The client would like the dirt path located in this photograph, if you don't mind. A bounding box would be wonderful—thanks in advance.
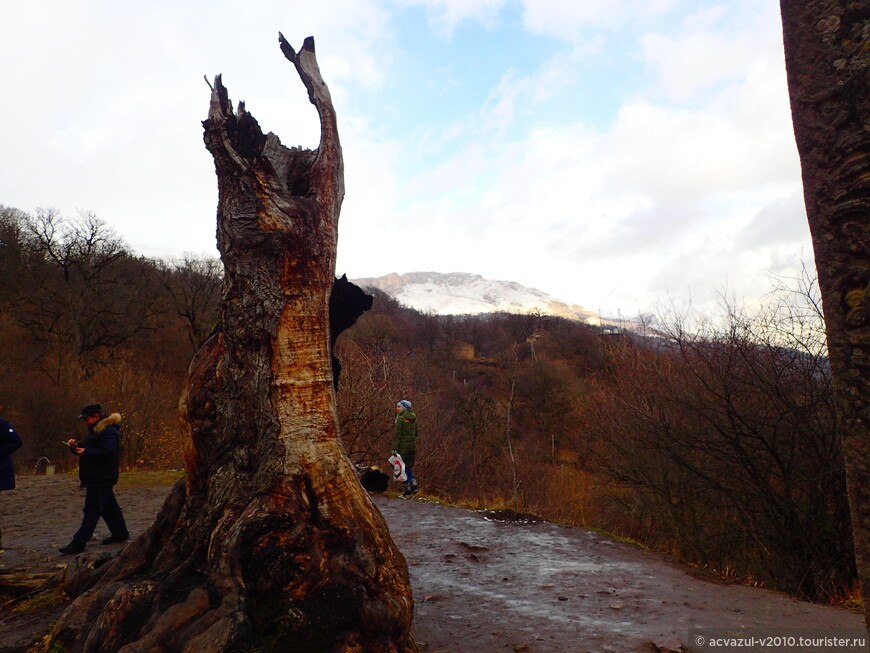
[0,475,864,652]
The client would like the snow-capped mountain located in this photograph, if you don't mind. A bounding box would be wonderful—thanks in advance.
[351,272,601,324]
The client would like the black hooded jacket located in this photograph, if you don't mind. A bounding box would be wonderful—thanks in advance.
[77,413,122,487]
[0,417,23,491]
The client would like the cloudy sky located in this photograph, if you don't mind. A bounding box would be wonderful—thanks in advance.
[1,0,809,317]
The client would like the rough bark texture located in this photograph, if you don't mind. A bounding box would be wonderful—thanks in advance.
[48,35,416,652]
[780,0,870,631]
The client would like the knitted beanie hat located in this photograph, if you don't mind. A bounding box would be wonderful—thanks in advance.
[397,399,412,411]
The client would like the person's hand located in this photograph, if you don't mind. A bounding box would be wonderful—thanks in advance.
[65,439,83,455]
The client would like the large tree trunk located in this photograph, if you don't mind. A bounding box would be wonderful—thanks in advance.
[48,35,416,652]
[779,1,870,631]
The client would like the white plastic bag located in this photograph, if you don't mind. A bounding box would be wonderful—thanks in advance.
[388,453,407,482]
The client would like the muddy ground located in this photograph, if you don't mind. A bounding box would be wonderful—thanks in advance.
[0,475,864,652]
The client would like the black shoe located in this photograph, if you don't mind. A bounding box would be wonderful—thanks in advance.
[401,487,418,496]
[101,534,130,545]
[59,543,86,555]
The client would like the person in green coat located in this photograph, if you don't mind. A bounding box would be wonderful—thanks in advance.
[392,399,418,496]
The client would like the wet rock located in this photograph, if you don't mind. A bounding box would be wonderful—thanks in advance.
[478,509,540,524]
[643,639,688,653]
[459,542,489,552]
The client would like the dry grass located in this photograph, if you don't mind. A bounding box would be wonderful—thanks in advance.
[10,589,68,615]
[824,582,864,613]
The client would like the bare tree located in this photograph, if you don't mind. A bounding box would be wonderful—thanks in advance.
[159,254,222,352]
[16,209,161,375]
[334,338,399,466]
[780,0,870,627]
[583,295,852,600]
[48,36,415,652]
[0,206,28,315]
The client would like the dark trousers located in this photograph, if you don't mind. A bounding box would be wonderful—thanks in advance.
[72,485,128,546]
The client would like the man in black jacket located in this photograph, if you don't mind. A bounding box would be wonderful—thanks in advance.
[0,415,23,549]
[59,404,129,554]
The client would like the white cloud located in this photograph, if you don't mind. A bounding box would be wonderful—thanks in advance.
[734,193,808,250]
[599,98,798,206]
[0,0,395,258]
[639,1,785,106]
[358,0,808,317]
[396,0,507,38]
[0,0,809,319]
[476,43,601,136]
[520,0,679,40]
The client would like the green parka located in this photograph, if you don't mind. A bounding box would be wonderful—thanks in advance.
[392,409,418,468]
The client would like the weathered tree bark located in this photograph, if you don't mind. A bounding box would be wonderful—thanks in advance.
[780,0,870,631]
[48,35,416,652]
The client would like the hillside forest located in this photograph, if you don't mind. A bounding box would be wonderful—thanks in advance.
[0,205,855,608]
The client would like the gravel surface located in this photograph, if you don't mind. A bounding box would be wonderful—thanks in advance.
[0,475,864,652]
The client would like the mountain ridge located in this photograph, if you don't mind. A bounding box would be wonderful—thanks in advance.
[351,271,601,324]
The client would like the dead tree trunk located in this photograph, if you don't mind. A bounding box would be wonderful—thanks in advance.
[48,35,416,652]
[780,1,870,630]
